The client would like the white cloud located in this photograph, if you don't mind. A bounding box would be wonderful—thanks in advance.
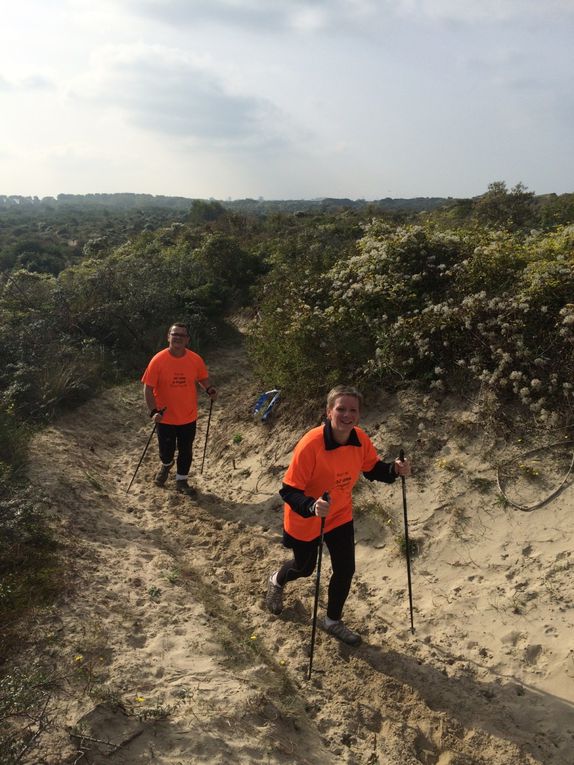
[69,43,289,148]
[107,0,574,31]
[394,0,574,22]
[0,74,55,92]
[110,0,381,34]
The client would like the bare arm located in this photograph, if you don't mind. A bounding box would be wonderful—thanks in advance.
[144,384,164,421]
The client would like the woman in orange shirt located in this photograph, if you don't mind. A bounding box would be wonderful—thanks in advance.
[265,385,410,646]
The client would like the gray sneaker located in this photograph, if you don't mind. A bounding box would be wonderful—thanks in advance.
[265,575,283,615]
[154,462,174,486]
[323,619,362,647]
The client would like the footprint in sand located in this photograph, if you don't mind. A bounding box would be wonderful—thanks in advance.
[127,634,147,648]
[501,630,527,647]
[523,643,543,665]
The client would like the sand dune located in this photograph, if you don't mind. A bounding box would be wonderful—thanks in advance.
[22,340,574,764]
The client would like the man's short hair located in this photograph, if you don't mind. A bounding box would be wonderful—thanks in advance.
[169,322,188,335]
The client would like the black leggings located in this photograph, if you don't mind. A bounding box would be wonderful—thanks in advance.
[276,521,355,621]
[156,421,197,477]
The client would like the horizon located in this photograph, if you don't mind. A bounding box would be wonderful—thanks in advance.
[2,187,572,204]
[0,191,454,201]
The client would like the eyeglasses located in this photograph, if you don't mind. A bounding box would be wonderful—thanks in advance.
[170,332,188,338]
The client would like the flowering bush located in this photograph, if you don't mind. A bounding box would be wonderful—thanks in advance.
[252,222,574,425]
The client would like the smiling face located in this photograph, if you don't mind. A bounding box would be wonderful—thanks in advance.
[327,394,360,442]
[167,324,189,356]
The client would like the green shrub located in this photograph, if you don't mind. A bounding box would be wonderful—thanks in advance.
[250,221,574,425]
[0,491,61,641]
[0,221,268,420]
[0,663,54,764]
[0,411,28,495]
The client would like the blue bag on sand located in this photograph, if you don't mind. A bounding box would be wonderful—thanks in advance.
[253,389,281,422]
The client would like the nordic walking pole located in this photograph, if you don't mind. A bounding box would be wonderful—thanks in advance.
[200,398,214,475]
[308,492,330,681]
[126,407,166,494]
[399,449,415,634]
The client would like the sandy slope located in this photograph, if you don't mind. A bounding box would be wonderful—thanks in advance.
[22,339,574,764]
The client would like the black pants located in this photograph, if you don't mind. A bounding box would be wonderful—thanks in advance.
[276,521,355,621]
[156,421,197,477]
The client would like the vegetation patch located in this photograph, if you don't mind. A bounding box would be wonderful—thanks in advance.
[0,491,64,655]
[0,662,56,764]
[252,219,574,431]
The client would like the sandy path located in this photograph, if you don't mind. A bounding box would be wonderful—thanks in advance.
[23,340,574,764]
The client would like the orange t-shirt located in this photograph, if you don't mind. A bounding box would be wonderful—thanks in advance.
[283,425,379,541]
[141,348,208,425]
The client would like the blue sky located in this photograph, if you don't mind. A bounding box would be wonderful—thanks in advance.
[1,0,573,199]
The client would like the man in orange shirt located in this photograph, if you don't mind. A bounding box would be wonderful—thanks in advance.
[265,385,410,646]
[141,322,217,495]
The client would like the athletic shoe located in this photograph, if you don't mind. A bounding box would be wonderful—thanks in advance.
[154,462,173,486]
[323,619,362,647]
[175,480,197,496]
[265,575,283,615]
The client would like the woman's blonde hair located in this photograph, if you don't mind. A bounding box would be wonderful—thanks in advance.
[326,385,363,411]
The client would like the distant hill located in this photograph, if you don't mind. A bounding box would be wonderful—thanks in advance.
[0,192,452,215]
[0,193,194,212]
[221,196,452,215]
[2,190,572,227]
